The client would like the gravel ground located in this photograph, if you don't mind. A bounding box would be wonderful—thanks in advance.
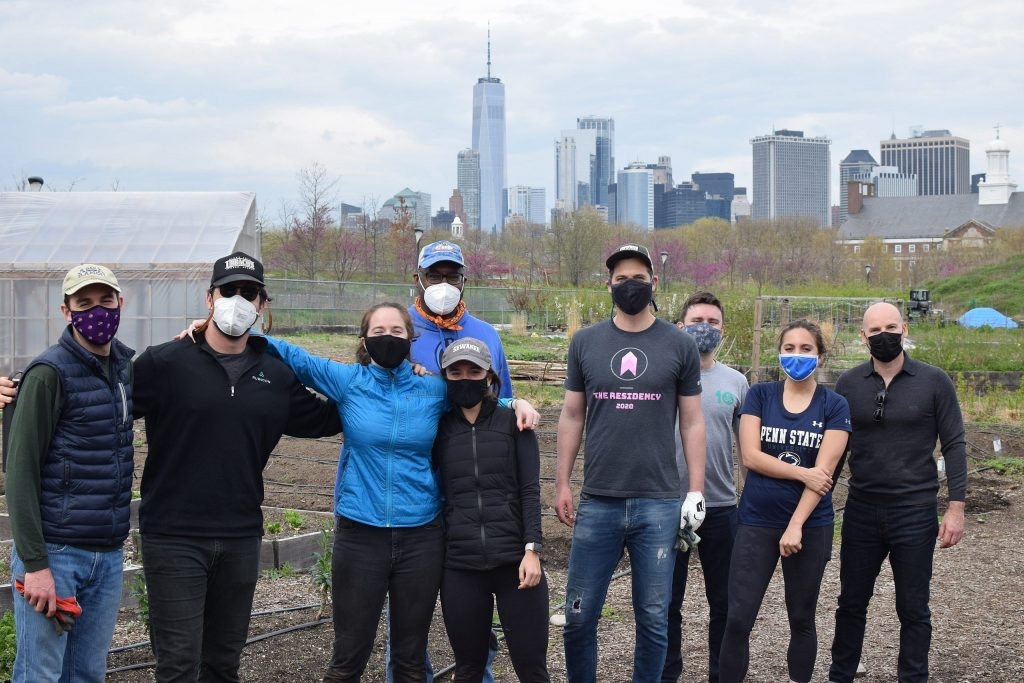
[3,413,1022,681]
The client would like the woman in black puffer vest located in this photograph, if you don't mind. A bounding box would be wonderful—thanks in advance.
[433,338,550,683]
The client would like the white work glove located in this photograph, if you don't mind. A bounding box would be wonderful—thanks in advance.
[681,491,706,532]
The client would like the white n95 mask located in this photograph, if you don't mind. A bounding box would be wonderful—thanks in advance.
[422,283,462,316]
[212,296,259,338]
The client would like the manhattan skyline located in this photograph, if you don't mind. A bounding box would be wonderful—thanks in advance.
[1,1,1021,224]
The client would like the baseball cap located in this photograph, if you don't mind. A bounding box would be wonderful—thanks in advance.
[441,337,492,370]
[210,251,265,288]
[605,243,653,271]
[418,241,466,269]
[62,264,121,295]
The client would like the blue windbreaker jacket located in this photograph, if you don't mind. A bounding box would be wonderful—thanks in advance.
[265,337,446,527]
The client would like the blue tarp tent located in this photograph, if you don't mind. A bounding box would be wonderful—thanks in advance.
[958,307,1019,329]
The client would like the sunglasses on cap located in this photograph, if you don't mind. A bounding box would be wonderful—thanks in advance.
[219,283,262,302]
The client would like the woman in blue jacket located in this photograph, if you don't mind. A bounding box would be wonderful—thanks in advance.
[719,319,851,683]
[265,303,536,683]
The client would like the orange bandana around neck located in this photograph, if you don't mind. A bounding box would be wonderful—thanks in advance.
[415,298,466,331]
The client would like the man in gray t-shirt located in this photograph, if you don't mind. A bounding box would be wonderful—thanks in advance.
[662,291,749,683]
[555,244,707,683]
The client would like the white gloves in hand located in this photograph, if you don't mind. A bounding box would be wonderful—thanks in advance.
[680,491,706,532]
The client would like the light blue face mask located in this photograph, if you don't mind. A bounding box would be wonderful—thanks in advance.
[779,353,818,382]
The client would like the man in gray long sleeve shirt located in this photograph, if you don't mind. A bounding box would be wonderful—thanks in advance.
[827,301,967,683]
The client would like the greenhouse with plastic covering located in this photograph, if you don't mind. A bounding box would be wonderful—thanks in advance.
[0,191,258,374]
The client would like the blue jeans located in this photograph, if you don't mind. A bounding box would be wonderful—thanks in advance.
[563,494,679,683]
[140,534,262,683]
[829,499,938,683]
[323,515,444,683]
[662,505,737,683]
[11,542,124,683]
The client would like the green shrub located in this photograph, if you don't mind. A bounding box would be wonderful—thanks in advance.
[263,563,296,580]
[131,572,150,633]
[0,610,15,681]
[312,530,333,619]
[283,510,304,531]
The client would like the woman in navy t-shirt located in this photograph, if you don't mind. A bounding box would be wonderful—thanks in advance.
[719,319,851,683]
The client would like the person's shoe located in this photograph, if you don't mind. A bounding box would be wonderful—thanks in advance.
[855,660,868,677]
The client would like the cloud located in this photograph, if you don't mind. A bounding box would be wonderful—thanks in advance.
[45,96,209,120]
[0,67,67,102]
[1,0,1023,213]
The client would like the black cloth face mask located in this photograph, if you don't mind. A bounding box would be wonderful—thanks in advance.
[611,279,653,315]
[446,378,489,408]
[867,330,904,363]
[363,334,411,369]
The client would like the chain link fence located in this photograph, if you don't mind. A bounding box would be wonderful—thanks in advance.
[265,279,587,332]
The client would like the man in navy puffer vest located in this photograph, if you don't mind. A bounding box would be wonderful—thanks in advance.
[6,264,134,683]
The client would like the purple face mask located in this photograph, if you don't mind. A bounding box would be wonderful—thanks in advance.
[70,304,121,345]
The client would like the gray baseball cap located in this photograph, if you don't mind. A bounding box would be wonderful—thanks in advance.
[441,337,492,370]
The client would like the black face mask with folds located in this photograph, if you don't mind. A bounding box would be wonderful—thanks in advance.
[867,331,904,363]
[446,378,489,408]
[611,279,653,315]
[363,334,411,369]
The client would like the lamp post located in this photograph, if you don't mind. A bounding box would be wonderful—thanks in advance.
[27,177,44,191]
[659,250,669,291]
[864,263,872,284]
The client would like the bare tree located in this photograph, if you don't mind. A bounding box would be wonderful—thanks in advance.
[276,163,341,280]
[551,206,611,286]
[297,163,340,226]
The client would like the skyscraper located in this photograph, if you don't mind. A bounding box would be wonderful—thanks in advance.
[457,148,481,231]
[555,128,597,210]
[839,150,878,224]
[381,188,432,232]
[750,129,831,226]
[616,163,655,229]
[472,33,507,233]
[691,172,735,203]
[880,129,970,196]
[577,116,615,207]
[508,185,546,224]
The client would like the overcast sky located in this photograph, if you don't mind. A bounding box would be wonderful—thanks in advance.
[2,0,1021,222]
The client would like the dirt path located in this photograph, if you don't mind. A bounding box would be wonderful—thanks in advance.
[91,415,1024,682]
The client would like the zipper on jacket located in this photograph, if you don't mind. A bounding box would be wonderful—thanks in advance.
[385,372,399,527]
[472,425,488,564]
[231,385,235,397]
[118,382,128,426]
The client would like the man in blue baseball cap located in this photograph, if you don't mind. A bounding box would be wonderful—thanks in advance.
[385,240,513,682]
[408,240,513,398]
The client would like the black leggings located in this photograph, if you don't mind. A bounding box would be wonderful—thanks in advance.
[440,563,551,683]
[719,524,832,683]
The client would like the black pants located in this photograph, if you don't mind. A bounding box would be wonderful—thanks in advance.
[718,524,832,683]
[829,500,938,683]
[322,515,444,683]
[663,505,737,683]
[141,533,262,683]
[440,562,551,683]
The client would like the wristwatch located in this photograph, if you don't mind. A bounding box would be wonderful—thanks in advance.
[525,542,543,555]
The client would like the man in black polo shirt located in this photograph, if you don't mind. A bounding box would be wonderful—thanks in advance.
[827,301,967,683]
